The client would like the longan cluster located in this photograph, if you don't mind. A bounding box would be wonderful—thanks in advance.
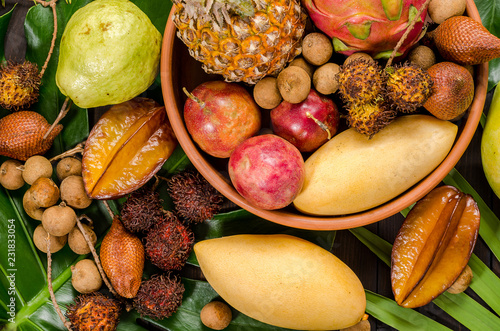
[1,155,102,294]
[1,155,92,251]
[252,31,436,139]
[253,31,339,109]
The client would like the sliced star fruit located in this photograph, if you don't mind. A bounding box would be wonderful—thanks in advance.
[391,185,480,308]
[82,98,177,199]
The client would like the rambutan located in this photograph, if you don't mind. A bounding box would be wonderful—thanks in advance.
[384,63,433,113]
[120,185,164,233]
[337,58,384,106]
[0,61,41,111]
[133,273,185,320]
[168,170,223,224]
[143,211,194,271]
[346,100,397,137]
[66,292,121,331]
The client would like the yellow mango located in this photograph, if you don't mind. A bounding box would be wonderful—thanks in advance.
[293,114,458,215]
[194,234,366,330]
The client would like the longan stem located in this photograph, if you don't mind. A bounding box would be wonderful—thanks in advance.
[43,96,72,140]
[151,175,161,191]
[155,175,171,183]
[76,215,118,297]
[46,235,73,331]
[49,141,86,163]
[385,0,432,68]
[102,200,116,220]
[154,175,171,190]
[34,0,59,78]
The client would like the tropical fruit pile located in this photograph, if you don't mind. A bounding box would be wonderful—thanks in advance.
[175,0,500,216]
[1,0,499,330]
[167,1,495,326]
[0,138,225,329]
[0,0,226,329]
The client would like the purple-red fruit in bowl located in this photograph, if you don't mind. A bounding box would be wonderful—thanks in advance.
[271,89,340,152]
[184,81,261,158]
[228,134,305,210]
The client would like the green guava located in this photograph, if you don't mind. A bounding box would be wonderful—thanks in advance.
[55,0,162,108]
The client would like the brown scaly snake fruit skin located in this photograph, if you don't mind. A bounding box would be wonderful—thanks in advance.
[427,16,500,65]
[0,111,62,161]
[100,216,145,298]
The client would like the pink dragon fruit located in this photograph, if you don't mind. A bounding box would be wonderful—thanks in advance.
[302,0,429,59]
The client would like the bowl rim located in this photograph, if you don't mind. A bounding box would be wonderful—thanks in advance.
[160,0,488,230]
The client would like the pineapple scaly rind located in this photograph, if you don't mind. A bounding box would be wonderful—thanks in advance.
[173,0,306,84]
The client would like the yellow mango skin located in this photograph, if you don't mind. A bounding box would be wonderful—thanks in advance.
[481,86,500,199]
[293,115,458,215]
[194,234,366,330]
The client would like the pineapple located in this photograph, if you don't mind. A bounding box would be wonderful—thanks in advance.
[172,0,307,84]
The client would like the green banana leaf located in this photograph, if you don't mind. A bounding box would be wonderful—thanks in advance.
[475,0,500,90]
[0,5,14,64]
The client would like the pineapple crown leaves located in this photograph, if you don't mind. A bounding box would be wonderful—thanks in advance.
[183,0,256,30]
[226,0,255,17]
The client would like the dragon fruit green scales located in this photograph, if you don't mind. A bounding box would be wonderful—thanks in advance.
[302,0,428,59]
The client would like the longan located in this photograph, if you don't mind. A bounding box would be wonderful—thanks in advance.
[0,159,25,190]
[277,66,311,104]
[23,189,44,221]
[253,77,282,109]
[408,45,436,70]
[302,32,333,66]
[56,157,82,181]
[447,265,473,294]
[68,223,97,255]
[428,0,466,24]
[41,203,77,236]
[313,63,341,95]
[340,318,371,331]
[22,155,53,185]
[60,175,92,209]
[33,224,67,253]
[71,259,103,294]
[344,52,374,65]
[200,301,232,330]
[30,177,60,208]
[289,57,314,78]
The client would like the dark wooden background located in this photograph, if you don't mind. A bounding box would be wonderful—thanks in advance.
[3,1,499,330]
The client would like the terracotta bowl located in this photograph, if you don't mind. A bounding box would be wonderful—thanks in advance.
[160,0,488,230]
